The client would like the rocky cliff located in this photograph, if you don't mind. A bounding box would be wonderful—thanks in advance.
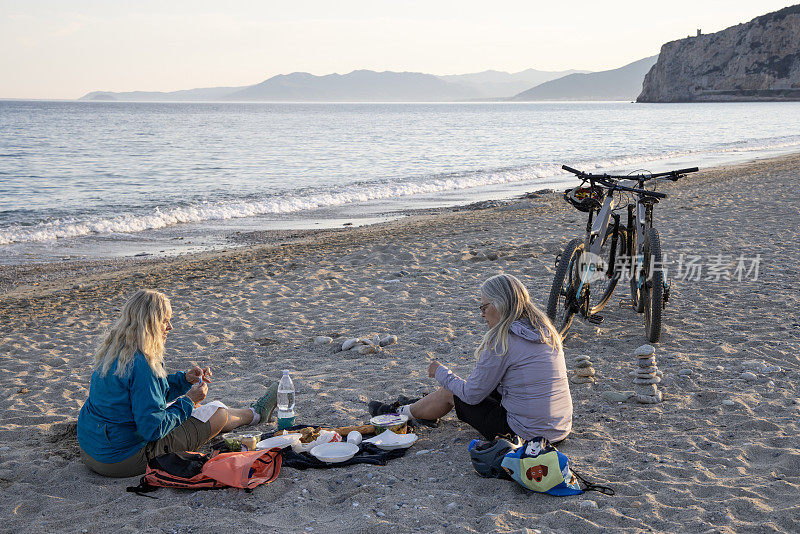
[638,5,800,102]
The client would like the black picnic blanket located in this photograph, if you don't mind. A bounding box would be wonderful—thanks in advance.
[211,423,410,469]
[279,442,407,469]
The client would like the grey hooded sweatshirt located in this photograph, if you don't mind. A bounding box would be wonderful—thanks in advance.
[434,319,572,442]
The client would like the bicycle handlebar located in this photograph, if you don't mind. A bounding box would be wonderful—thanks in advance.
[562,165,698,182]
[561,165,669,198]
[596,176,668,198]
[668,166,699,175]
[650,167,699,181]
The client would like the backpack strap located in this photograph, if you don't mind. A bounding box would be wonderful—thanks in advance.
[126,477,160,499]
[573,470,615,495]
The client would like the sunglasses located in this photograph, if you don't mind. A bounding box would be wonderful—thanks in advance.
[479,303,492,313]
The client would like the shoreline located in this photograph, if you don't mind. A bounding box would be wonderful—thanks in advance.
[1,150,796,298]
[1,152,800,532]
[3,115,800,268]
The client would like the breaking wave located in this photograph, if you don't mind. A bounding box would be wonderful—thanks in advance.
[2,135,800,245]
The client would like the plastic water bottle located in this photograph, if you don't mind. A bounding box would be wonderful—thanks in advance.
[277,370,295,412]
[277,370,296,430]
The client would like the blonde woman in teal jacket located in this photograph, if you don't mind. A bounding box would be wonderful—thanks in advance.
[78,289,277,477]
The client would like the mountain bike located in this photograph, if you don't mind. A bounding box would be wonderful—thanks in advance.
[546,165,698,342]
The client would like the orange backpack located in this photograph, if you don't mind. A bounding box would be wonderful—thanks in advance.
[127,449,282,495]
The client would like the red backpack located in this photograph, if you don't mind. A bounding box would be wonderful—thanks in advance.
[127,449,282,495]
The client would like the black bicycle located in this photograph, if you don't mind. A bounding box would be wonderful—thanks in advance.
[546,165,698,342]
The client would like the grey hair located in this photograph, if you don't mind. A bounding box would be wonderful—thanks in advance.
[475,273,563,358]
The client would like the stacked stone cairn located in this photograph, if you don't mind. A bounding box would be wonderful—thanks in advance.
[634,344,663,404]
[571,355,596,384]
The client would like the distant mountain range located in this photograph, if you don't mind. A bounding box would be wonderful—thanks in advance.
[438,68,589,98]
[511,56,658,101]
[223,70,476,101]
[80,60,653,102]
[82,86,244,102]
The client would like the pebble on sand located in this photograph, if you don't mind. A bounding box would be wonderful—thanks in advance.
[601,391,634,403]
[379,335,398,347]
[634,376,661,385]
[633,344,662,403]
[341,338,360,351]
[313,336,333,345]
[571,376,595,384]
[572,355,595,383]
[741,371,758,381]
[636,383,658,396]
[636,391,663,404]
[357,344,380,355]
[637,356,656,366]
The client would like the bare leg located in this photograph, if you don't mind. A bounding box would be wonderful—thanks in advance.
[220,407,255,432]
[206,407,256,436]
[409,387,455,420]
[208,408,229,438]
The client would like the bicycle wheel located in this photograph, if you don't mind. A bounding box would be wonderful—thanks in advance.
[642,228,664,343]
[629,228,645,312]
[546,238,583,337]
[588,226,626,315]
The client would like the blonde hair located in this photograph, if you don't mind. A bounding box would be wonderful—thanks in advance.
[94,289,172,379]
[475,273,563,358]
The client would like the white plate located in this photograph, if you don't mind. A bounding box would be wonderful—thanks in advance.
[364,429,418,450]
[255,433,303,450]
[310,442,360,463]
[369,414,409,427]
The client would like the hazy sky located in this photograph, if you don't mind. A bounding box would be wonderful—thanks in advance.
[1,0,796,99]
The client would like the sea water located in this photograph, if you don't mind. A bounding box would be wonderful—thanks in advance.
[2,100,799,264]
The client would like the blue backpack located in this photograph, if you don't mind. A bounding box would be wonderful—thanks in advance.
[469,436,613,496]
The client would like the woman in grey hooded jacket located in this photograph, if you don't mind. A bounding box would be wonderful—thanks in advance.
[379,273,572,442]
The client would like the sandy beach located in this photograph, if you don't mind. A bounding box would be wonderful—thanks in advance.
[1,153,799,533]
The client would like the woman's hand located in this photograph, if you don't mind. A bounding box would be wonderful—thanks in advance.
[187,381,208,406]
[186,366,212,384]
[428,360,442,378]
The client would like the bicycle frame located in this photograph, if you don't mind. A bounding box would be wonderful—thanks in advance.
[551,164,698,339]
[569,187,622,316]
[622,179,649,288]
[568,178,657,316]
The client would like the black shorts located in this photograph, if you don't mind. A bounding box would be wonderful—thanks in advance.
[453,389,514,440]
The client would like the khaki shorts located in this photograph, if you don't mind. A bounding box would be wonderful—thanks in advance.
[80,417,215,478]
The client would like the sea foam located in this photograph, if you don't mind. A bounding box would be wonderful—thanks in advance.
[2,135,799,246]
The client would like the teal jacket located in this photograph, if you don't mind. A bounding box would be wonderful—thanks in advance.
[77,351,194,463]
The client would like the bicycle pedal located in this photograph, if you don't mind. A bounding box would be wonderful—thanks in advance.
[618,299,634,308]
[587,315,604,324]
